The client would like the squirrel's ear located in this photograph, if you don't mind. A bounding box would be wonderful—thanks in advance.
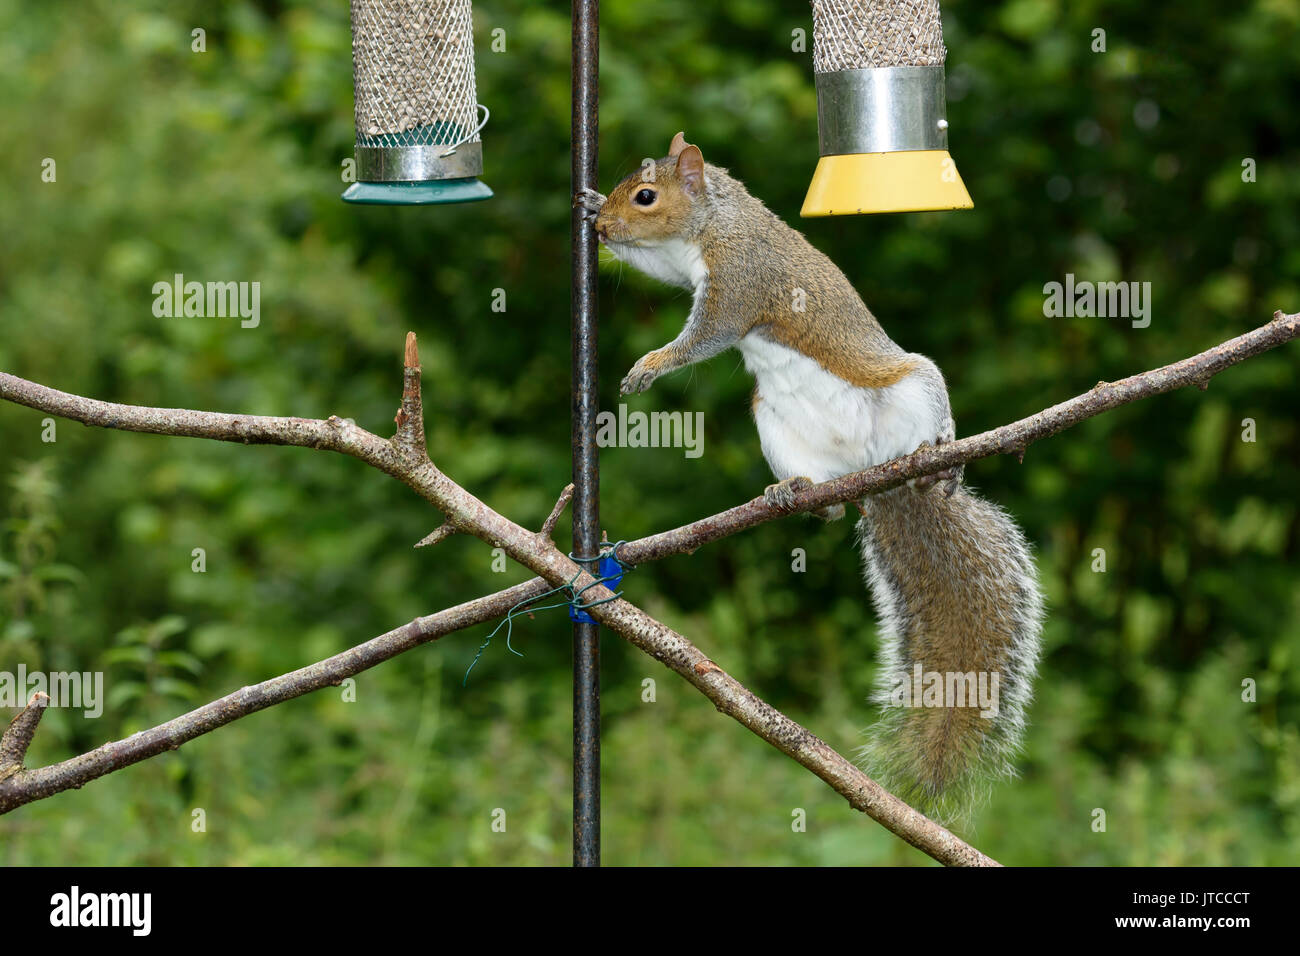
[668,131,688,158]
[677,144,706,197]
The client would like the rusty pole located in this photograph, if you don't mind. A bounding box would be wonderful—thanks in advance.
[570,0,601,867]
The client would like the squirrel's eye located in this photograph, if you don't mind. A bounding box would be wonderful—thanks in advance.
[633,188,657,206]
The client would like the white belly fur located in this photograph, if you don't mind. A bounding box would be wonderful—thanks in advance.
[736,332,940,483]
[608,237,706,290]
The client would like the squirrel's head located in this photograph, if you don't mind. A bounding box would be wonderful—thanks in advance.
[594,132,707,247]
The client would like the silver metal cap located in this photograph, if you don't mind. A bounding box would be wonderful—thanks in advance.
[816,64,951,156]
[355,141,484,183]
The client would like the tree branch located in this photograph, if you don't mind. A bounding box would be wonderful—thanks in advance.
[575,591,999,865]
[0,580,551,814]
[617,310,1300,563]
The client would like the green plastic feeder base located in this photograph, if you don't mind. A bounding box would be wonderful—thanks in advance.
[341,178,493,206]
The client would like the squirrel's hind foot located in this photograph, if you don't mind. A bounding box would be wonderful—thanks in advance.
[764,475,814,512]
[764,477,845,519]
[909,437,964,497]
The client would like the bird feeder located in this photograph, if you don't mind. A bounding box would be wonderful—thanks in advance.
[801,0,972,216]
[342,0,492,205]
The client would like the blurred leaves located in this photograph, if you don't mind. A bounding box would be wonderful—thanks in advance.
[104,615,205,718]
[0,0,1296,864]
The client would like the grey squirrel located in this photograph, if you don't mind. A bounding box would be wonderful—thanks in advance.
[577,133,1043,821]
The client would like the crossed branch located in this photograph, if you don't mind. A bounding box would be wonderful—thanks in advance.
[1,310,1296,867]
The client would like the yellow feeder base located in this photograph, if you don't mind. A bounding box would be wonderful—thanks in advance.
[800,149,973,217]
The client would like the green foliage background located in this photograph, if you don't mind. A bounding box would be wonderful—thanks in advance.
[1,0,1297,865]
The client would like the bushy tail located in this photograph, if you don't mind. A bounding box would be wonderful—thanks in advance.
[856,484,1043,824]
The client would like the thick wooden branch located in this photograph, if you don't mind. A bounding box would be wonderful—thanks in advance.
[576,593,997,865]
[0,580,551,814]
[618,310,1300,563]
[0,311,1294,865]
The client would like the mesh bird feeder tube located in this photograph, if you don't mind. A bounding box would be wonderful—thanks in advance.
[801,0,972,216]
[343,0,492,205]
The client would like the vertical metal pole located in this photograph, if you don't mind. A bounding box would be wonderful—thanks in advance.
[570,0,601,867]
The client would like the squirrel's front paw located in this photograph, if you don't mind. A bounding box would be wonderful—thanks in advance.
[764,475,814,512]
[620,353,663,394]
[575,187,607,220]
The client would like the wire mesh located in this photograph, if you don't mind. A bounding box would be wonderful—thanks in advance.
[351,0,481,148]
[811,0,947,73]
